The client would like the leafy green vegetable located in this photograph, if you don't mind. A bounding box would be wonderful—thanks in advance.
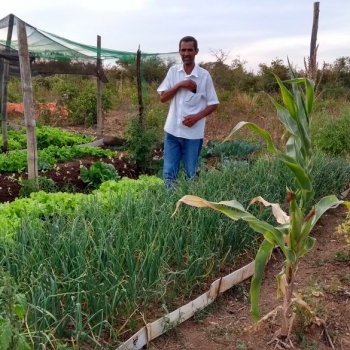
[0,126,95,151]
[80,162,120,188]
[206,139,261,159]
[0,175,163,239]
[0,146,115,173]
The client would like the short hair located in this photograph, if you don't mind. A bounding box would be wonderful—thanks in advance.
[179,36,198,51]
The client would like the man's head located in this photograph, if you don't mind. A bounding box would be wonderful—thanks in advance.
[179,36,198,51]
[179,36,199,67]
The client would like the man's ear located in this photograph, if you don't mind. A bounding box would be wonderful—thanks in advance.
[195,49,199,55]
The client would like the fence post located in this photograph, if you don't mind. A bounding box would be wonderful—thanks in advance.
[309,2,320,74]
[96,34,104,136]
[17,18,38,180]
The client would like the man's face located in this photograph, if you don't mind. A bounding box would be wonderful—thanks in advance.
[179,41,198,66]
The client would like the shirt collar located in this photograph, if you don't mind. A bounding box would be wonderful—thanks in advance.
[178,64,199,78]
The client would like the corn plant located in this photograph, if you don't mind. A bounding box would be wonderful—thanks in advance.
[173,73,350,340]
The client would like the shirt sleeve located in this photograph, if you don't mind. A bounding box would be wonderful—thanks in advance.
[157,68,173,94]
[205,73,219,106]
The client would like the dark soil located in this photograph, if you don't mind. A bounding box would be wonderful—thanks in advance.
[0,140,154,203]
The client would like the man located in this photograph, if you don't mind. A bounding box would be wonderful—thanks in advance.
[157,36,219,189]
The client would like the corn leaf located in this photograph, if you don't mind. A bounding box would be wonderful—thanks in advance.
[311,196,350,229]
[279,154,313,193]
[297,237,316,259]
[173,195,253,220]
[284,77,314,115]
[249,196,290,224]
[273,74,297,119]
[225,121,278,154]
[269,98,299,137]
[174,196,296,263]
[289,197,303,252]
[250,239,274,320]
[248,223,295,262]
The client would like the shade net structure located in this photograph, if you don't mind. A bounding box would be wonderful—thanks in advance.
[0,14,176,83]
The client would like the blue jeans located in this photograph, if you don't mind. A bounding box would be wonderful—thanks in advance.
[163,132,203,189]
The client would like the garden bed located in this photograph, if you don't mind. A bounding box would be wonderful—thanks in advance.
[0,152,142,203]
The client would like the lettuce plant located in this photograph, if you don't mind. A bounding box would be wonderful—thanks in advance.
[80,161,120,188]
[174,73,350,341]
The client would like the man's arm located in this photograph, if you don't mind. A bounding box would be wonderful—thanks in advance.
[182,104,218,128]
[160,79,197,103]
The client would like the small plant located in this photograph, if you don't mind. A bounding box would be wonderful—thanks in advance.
[296,329,318,350]
[125,117,160,169]
[193,301,222,324]
[336,214,350,248]
[294,279,326,328]
[236,340,247,350]
[80,161,120,188]
[19,176,58,198]
[173,71,350,343]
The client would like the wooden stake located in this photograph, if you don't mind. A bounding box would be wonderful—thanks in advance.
[0,59,4,135]
[310,2,320,71]
[136,46,144,124]
[17,19,38,180]
[1,60,9,153]
[96,35,104,136]
[1,13,14,154]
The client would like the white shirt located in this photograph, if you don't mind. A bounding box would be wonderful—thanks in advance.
[157,64,219,139]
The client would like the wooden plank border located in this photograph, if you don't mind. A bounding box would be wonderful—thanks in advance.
[117,261,255,350]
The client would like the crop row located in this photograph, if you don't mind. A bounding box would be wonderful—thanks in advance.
[0,175,163,238]
[0,145,115,173]
[0,125,95,151]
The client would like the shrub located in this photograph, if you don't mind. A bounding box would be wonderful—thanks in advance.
[125,117,160,169]
[66,81,113,126]
[312,111,350,155]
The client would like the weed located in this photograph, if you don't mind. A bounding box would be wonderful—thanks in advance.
[229,282,250,304]
[295,278,326,328]
[338,273,350,285]
[193,300,222,323]
[236,340,247,350]
[334,251,350,263]
[296,329,318,350]
[161,313,184,338]
[312,257,330,267]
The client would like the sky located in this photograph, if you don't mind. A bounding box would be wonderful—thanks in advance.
[1,0,349,72]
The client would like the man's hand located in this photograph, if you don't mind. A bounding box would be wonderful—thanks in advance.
[182,104,218,127]
[182,114,200,127]
[160,79,197,103]
[179,79,197,92]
